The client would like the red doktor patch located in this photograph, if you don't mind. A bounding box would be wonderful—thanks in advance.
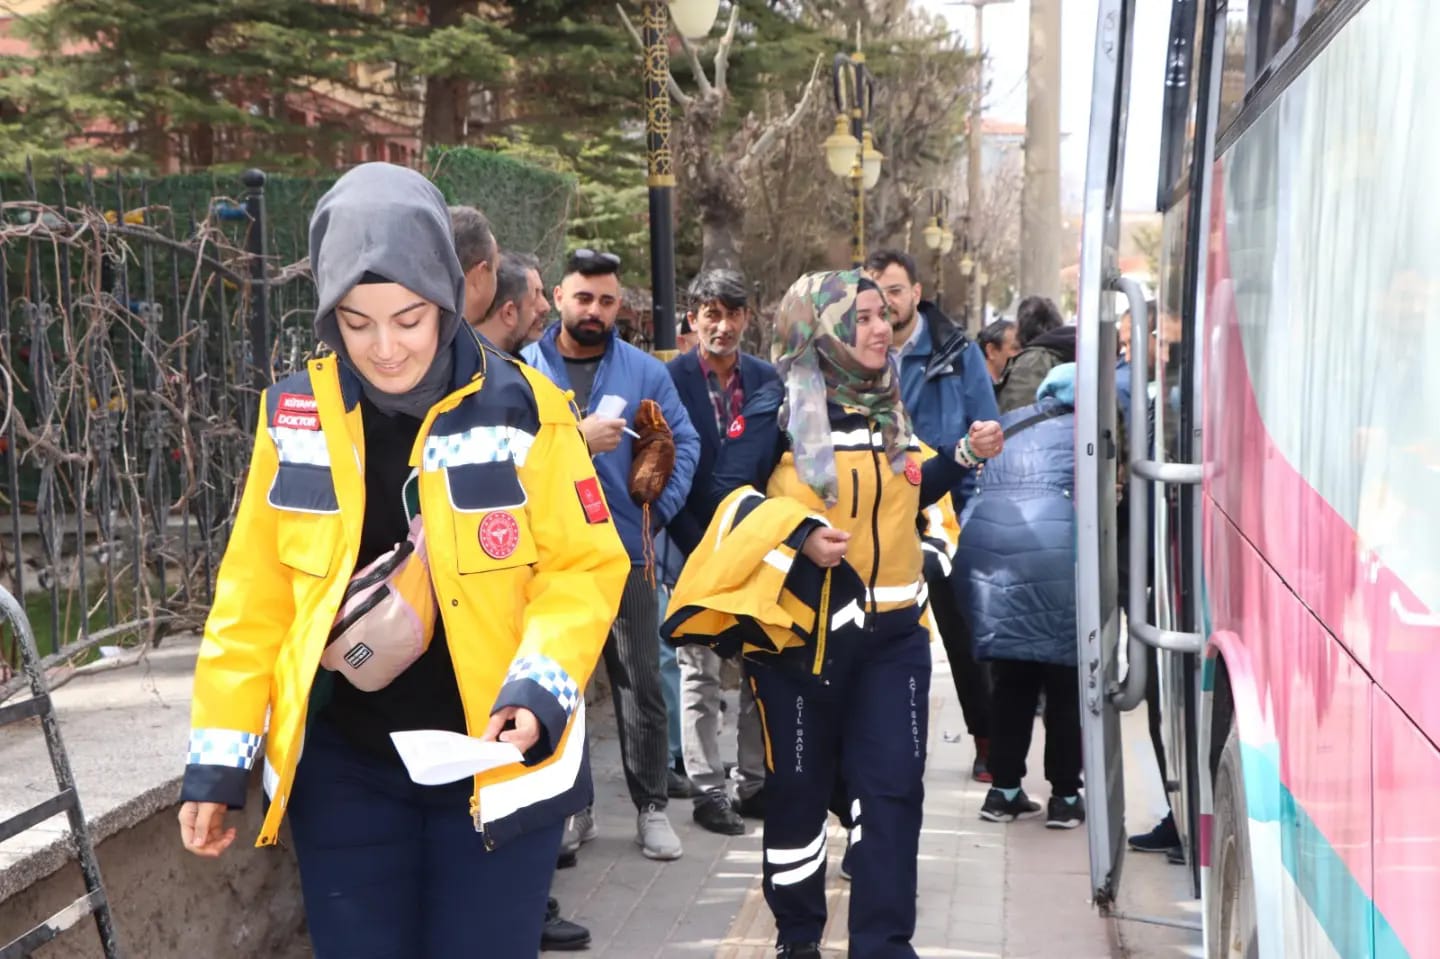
[727,415,746,440]
[477,511,521,560]
[574,477,610,524]
[274,393,320,431]
[904,457,922,486]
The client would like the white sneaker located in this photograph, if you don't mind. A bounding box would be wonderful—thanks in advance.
[636,805,683,860]
[573,806,598,844]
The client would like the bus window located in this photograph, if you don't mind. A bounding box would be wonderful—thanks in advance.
[1158,2,1201,205]
[1217,1,1252,134]
[1259,0,1299,66]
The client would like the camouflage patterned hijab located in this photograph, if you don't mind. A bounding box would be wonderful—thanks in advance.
[772,270,914,506]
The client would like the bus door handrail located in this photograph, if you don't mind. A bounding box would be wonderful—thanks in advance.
[1108,276,1203,711]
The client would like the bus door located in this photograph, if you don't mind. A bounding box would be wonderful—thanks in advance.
[1074,0,1208,910]
[1073,0,1137,909]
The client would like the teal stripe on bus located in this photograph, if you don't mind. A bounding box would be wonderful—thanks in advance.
[1239,744,1408,958]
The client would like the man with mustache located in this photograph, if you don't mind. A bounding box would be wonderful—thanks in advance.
[665,269,778,836]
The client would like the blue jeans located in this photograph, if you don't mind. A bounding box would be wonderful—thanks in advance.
[657,585,683,767]
[287,719,562,959]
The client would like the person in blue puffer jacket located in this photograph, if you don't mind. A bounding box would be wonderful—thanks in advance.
[957,361,1084,830]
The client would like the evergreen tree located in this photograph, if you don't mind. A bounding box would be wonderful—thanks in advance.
[5,0,398,171]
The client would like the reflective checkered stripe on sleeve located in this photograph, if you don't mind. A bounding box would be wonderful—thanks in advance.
[505,654,580,718]
[187,727,263,769]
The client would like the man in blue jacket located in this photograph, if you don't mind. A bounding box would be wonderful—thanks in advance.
[666,269,778,837]
[868,249,1001,781]
[524,249,700,861]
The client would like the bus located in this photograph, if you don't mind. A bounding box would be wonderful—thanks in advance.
[1075,1,1440,957]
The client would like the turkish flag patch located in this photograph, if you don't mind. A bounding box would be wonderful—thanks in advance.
[575,477,610,524]
[478,511,521,560]
[274,393,320,431]
[727,415,746,440]
[904,457,922,486]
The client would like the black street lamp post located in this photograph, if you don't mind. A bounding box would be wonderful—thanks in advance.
[640,1,719,356]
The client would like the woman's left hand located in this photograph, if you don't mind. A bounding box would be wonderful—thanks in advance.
[969,420,1004,460]
[482,706,542,755]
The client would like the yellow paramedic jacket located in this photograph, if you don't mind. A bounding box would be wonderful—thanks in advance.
[181,336,629,850]
[662,389,964,673]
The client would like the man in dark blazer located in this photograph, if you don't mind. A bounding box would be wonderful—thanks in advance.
[665,269,778,836]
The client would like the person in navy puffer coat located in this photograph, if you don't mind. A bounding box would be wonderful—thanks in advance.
[957,361,1085,829]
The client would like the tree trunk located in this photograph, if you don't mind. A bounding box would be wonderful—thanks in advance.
[700,212,743,272]
[421,0,477,149]
[422,75,470,148]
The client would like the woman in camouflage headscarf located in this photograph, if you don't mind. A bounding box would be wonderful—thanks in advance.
[772,269,914,506]
[666,270,1001,958]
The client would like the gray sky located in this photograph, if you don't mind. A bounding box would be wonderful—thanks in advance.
[917,0,1170,213]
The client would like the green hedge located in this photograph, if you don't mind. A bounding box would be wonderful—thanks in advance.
[427,146,575,280]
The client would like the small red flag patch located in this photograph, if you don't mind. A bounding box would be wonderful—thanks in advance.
[575,477,610,524]
[274,393,320,431]
[904,457,922,486]
[727,415,746,440]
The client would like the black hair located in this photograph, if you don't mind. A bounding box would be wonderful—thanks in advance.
[448,206,496,273]
[978,318,1016,351]
[1016,295,1063,346]
[864,248,919,285]
[563,248,621,279]
[483,251,532,321]
[687,269,749,311]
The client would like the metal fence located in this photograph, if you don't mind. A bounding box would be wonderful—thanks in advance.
[0,164,315,695]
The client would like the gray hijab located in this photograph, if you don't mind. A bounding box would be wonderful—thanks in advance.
[308,163,467,419]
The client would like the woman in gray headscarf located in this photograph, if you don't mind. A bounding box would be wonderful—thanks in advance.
[176,163,629,957]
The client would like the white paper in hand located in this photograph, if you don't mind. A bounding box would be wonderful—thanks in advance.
[389,729,524,786]
[593,394,627,419]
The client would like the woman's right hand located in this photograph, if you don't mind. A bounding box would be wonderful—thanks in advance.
[179,801,237,859]
[801,527,851,568]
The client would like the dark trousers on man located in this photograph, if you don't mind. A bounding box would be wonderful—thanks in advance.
[925,565,990,740]
[748,615,930,959]
[987,659,1083,796]
[604,567,671,811]
[288,720,562,958]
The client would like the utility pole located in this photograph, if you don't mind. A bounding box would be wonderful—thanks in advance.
[1020,0,1062,303]
[950,0,1012,335]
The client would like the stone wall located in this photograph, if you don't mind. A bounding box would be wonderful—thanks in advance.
[0,780,308,959]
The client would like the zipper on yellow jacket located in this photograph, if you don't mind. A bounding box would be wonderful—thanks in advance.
[812,568,832,676]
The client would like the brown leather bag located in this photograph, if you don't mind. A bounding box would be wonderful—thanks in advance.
[628,398,676,583]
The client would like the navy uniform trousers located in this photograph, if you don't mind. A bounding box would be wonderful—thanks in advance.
[287,718,562,959]
[746,610,931,959]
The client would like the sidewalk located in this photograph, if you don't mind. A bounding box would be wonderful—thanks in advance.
[551,647,1119,958]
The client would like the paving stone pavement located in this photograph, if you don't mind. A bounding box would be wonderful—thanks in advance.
[549,647,1118,958]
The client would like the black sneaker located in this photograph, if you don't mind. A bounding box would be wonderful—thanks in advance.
[776,943,822,959]
[1046,796,1085,829]
[979,788,1042,822]
[541,898,591,951]
[734,791,765,819]
[1128,812,1181,855]
[693,793,746,836]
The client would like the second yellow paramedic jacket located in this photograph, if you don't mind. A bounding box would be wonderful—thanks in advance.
[180,335,630,850]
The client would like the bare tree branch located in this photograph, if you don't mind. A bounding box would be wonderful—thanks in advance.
[713,5,741,96]
[675,29,715,99]
[741,54,824,170]
[615,4,692,108]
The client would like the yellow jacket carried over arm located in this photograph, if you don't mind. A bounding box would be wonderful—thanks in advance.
[182,337,629,849]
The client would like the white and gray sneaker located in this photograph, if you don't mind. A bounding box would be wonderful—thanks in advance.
[636,804,683,860]
[572,806,598,844]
